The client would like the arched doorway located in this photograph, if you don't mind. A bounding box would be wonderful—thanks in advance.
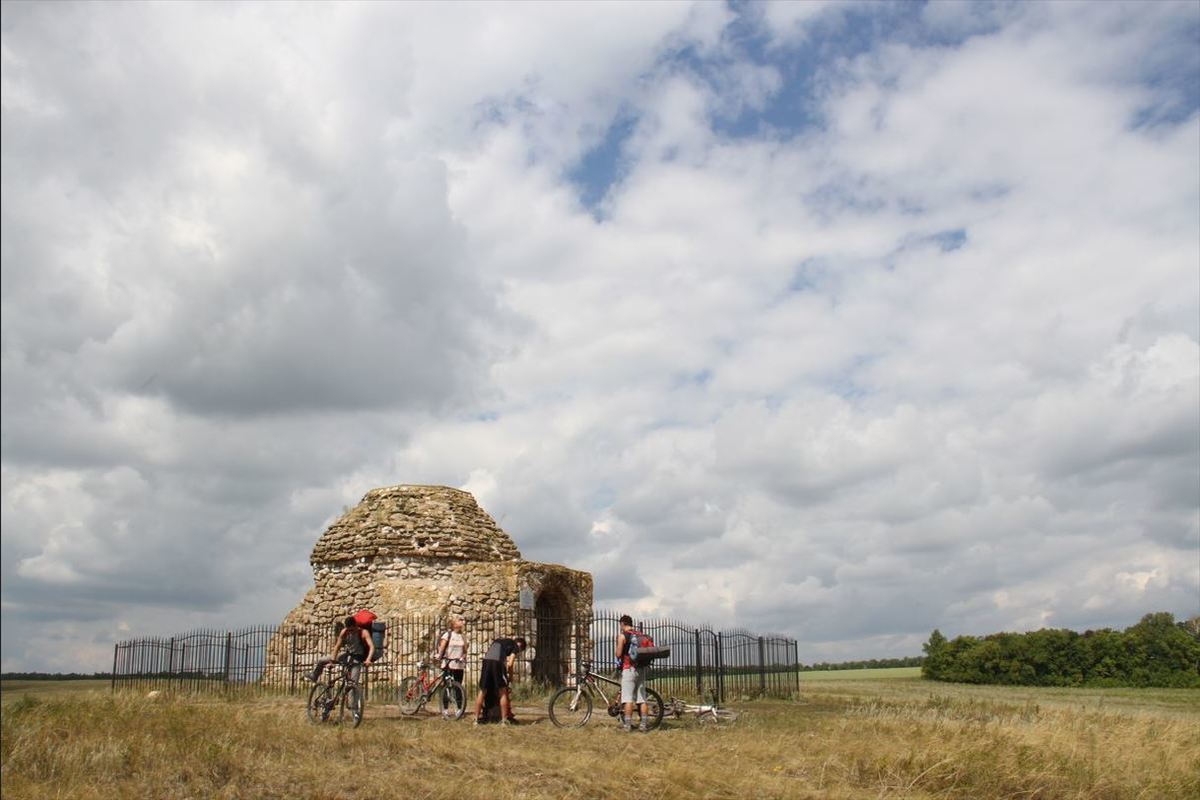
[532,586,572,687]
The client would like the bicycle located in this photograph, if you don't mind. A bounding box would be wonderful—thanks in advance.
[665,690,740,724]
[306,657,365,728]
[397,658,466,720]
[548,659,665,730]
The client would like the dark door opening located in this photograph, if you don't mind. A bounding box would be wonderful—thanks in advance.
[532,588,571,687]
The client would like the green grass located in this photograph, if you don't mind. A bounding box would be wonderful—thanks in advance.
[1,679,112,701]
[800,666,921,681]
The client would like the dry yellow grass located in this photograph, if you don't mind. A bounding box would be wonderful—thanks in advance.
[2,678,1197,799]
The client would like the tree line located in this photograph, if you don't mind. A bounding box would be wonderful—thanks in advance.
[1,672,113,680]
[921,612,1200,688]
[800,656,924,672]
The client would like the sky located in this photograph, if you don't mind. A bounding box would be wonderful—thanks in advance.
[2,0,1198,673]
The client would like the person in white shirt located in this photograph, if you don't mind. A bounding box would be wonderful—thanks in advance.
[436,616,469,718]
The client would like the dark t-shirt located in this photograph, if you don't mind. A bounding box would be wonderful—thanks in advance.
[341,627,368,661]
[484,638,518,662]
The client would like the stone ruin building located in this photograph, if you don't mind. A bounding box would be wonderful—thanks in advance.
[269,484,593,686]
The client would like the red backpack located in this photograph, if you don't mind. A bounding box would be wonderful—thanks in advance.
[627,630,671,668]
[351,610,384,662]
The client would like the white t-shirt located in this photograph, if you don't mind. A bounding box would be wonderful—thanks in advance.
[440,630,467,669]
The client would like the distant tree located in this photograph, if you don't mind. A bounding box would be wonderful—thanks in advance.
[921,629,948,679]
[922,612,1200,688]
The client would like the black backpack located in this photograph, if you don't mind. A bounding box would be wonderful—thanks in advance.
[368,621,385,662]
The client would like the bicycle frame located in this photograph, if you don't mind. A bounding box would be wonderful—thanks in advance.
[576,668,617,703]
[413,660,454,697]
[320,660,362,695]
[666,695,739,723]
[307,660,365,727]
[399,659,466,719]
[548,660,665,729]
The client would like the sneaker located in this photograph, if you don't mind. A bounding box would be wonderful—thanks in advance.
[442,710,450,720]
[498,718,512,727]
[622,722,632,732]
[473,718,482,726]
[638,723,649,732]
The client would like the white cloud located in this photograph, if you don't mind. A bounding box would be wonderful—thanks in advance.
[3,1,1197,671]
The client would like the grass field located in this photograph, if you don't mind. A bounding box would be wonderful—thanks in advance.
[800,667,922,681]
[1,679,112,699]
[3,677,1198,799]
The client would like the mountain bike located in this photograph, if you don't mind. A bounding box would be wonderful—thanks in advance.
[398,658,466,720]
[548,660,665,730]
[306,658,364,728]
[666,689,740,724]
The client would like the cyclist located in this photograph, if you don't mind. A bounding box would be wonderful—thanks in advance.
[616,614,650,732]
[472,635,527,725]
[309,615,375,683]
[436,616,469,719]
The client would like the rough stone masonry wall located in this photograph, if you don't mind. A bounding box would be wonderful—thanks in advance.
[310,485,522,564]
[268,484,594,684]
[279,556,524,627]
[280,557,593,628]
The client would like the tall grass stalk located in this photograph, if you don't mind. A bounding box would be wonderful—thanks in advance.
[3,679,1197,799]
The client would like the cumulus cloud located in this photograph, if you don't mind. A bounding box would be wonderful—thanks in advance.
[2,1,1196,671]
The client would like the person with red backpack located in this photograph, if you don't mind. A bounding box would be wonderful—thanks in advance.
[308,611,377,684]
[616,614,651,732]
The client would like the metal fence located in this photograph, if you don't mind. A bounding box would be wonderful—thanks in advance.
[112,609,799,702]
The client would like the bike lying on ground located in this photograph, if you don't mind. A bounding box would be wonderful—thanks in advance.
[398,658,466,720]
[548,659,664,730]
[307,658,365,728]
[665,690,740,724]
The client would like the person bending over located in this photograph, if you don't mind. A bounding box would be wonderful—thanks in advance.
[473,635,526,725]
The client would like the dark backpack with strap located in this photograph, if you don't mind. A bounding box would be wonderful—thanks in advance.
[368,621,385,662]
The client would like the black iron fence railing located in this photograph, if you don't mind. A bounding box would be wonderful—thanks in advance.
[111,609,800,702]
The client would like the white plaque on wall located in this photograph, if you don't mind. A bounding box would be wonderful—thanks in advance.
[519,587,534,610]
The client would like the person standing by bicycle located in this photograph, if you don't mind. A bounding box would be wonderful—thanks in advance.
[616,614,651,732]
[308,615,375,684]
[472,635,526,725]
[436,616,469,719]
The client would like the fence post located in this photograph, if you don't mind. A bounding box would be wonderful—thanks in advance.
[290,628,298,694]
[111,643,118,692]
[222,631,233,689]
[794,640,801,695]
[694,629,702,696]
[716,632,725,704]
[758,637,766,696]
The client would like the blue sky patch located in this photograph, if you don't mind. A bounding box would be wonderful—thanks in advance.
[566,113,638,214]
[930,229,967,252]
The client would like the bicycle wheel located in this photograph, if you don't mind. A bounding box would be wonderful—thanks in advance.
[548,686,592,728]
[343,686,364,728]
[398,676,425,715]
[638,687,666,731]
[306,683,337,724]
[437,679,466,720]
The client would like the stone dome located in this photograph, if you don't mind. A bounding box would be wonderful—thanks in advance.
[310,484,522,564]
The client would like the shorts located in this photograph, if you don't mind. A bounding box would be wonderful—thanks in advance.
[620,666,647,705]
[479,659,508,693]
